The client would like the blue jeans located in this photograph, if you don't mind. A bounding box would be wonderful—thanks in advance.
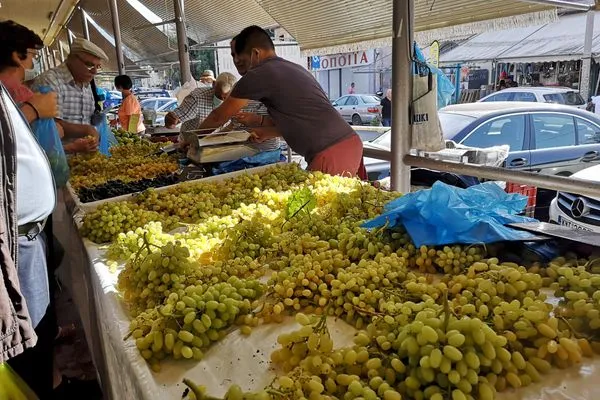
[17,232,49,328]
[382,118,391,127]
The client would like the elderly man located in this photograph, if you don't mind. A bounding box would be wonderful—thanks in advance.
[199,69,215,86]
[35,38,107,154]
[165,72,237,131]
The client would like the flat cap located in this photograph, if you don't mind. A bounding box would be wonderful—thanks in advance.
[71,38,109,62]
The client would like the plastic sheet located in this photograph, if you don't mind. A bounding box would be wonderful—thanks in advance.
[0,362,38,400]
[30,85,69,187]
[414,43,455,109]
[94,115,118,156]
[212,150,282,175]
[362,181,537,247]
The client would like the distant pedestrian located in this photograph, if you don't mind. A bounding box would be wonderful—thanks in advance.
[381,89,392,127]
[587,97,595,113]
[348,82,356,94]
[592,96,600,115]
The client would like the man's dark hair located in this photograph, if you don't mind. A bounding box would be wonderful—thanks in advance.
[234,26,274,54]
[0,20,43,71]
[114,75,133,90]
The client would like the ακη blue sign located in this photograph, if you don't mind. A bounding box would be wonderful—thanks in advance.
[311,56,321,70]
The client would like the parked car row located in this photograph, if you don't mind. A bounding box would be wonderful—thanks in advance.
[362,101,600,222]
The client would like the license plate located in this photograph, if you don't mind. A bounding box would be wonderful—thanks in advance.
[558,215,592,232]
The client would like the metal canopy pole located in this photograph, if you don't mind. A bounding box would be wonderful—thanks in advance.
[50,47,58,67]
[580,10,595,99]
[173,0,192,84]
[81,8,90,40]
[390,0,412,193]
[59,40,65,62]
[108,0,126,74]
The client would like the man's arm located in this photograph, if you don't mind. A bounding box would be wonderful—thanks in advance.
[197,96,249,131]
[58,119,97,139]
[250,126,282,142]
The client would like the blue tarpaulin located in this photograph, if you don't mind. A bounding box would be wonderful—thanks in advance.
[212,150,283,175]
[362,181,537,247]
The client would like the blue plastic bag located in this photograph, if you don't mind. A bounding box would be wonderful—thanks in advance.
[93,113,118,156]
[414,43,455,109]
[30,86,70,187]
[212,150,282,175]
[362,181,537,247]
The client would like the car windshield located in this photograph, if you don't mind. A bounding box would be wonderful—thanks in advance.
[543,92,585,106]
[361,95,381,104]
[438,112,477,139]
[370,112,475,148]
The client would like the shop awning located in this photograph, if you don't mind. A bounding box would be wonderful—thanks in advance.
[501,11,600,62]
[440,11,600,64]
[439,26,545,63]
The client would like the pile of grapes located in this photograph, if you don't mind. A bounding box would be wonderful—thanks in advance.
[78,163,600,400]
[69,142,179,198]
[113,128,143,145]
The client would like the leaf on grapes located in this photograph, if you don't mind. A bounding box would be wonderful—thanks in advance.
[286,187,316,220]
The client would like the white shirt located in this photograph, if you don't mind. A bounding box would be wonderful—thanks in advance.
[35,63,96,124]
[592,96,600,115]
[1,90,56,225]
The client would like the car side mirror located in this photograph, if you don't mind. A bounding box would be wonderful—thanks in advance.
[332,102,338,106]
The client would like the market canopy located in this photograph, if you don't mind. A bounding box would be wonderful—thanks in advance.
[441,10,600,64]
[0,0,594,69]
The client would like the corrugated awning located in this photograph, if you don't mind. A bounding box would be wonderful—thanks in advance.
[440,11,600,64]
[76,0,177,64]
[142,0,277,46]
[252,0,575,55]
[68,10,138,73]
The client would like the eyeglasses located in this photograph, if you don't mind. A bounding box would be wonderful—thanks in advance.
[27,50,40,60]
[76,54,102,71]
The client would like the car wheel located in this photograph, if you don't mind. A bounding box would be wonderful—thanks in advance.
[351,114,363,126]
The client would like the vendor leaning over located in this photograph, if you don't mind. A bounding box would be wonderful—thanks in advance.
[193,25,365,177]
[224,36,281,154]
[164,72,237,132]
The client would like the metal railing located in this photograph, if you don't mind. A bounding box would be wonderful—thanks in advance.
[363,145,600,198]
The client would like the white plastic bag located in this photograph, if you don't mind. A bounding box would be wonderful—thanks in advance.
[411,66,445,152]
[174,80,198,105]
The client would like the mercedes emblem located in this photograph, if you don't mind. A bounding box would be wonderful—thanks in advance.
[570,197,589,219]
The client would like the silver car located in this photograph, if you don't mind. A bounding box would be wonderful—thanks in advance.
[479,87,586,110]
[332,94,382,125]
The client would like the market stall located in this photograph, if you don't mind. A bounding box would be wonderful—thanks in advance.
[53,155,600,400]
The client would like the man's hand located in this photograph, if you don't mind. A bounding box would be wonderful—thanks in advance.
[84,125,99,140]
[233,112,261,127]
[165,112,180,129]
[249,127,281,143]
[29,92,58,119]
[65,137,98,153]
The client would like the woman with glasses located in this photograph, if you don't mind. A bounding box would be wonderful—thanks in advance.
[35,38,107,154]
[0,20,58,126]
